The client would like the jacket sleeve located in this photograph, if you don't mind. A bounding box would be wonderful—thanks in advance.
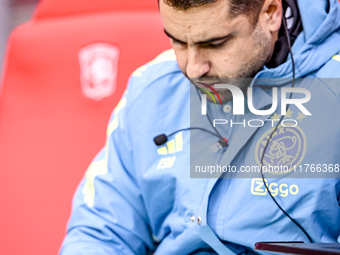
[60,91,155,255]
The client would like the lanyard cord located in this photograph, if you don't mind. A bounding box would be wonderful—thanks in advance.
[260,14,313,243]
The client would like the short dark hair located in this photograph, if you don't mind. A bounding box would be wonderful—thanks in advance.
[160,0,265,25]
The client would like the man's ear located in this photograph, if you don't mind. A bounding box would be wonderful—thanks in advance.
[260,0,282,33]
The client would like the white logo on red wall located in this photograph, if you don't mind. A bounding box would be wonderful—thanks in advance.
[79,43,120,100]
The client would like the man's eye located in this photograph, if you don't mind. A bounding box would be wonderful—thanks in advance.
[172,40,186,47]
[208,40,226,48]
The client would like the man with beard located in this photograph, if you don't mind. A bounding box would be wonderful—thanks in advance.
[61,0,340,254]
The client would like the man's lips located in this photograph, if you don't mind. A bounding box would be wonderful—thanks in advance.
[196,82,216,88]
[196,82,223,106]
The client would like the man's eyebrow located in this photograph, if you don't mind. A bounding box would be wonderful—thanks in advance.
[196,34,231,44]
[164,29,186,44]
[164,29,231,45]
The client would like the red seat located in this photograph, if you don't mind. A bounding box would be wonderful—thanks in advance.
[33,0,159,18]
[0,0,170,254]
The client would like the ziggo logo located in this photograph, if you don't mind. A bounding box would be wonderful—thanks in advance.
[251,178,299,197]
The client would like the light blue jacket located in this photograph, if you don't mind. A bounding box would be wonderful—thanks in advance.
[61,0,340,254]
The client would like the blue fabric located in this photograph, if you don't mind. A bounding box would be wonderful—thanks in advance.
[61,1,340,254]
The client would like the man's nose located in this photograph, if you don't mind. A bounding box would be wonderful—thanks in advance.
[186,49,210,79]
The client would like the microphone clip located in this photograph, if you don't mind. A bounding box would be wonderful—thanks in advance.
[218,138,228,148]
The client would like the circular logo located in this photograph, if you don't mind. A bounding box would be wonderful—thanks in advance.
[255,124,306,174]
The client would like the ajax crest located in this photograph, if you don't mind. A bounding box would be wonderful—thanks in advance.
[79,43,120,101]
[255,124,306,173]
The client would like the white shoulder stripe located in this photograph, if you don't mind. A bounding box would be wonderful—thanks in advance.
[132,49,176,77]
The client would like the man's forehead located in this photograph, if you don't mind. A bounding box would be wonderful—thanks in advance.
[159,0,231,21]
[159,0,236,42]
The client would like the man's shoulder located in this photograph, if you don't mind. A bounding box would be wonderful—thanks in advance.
[129,49,184,91]
[312,51,340,99]
[315,51,340,78]
[131,49,179,78]
[125,49,189,107]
